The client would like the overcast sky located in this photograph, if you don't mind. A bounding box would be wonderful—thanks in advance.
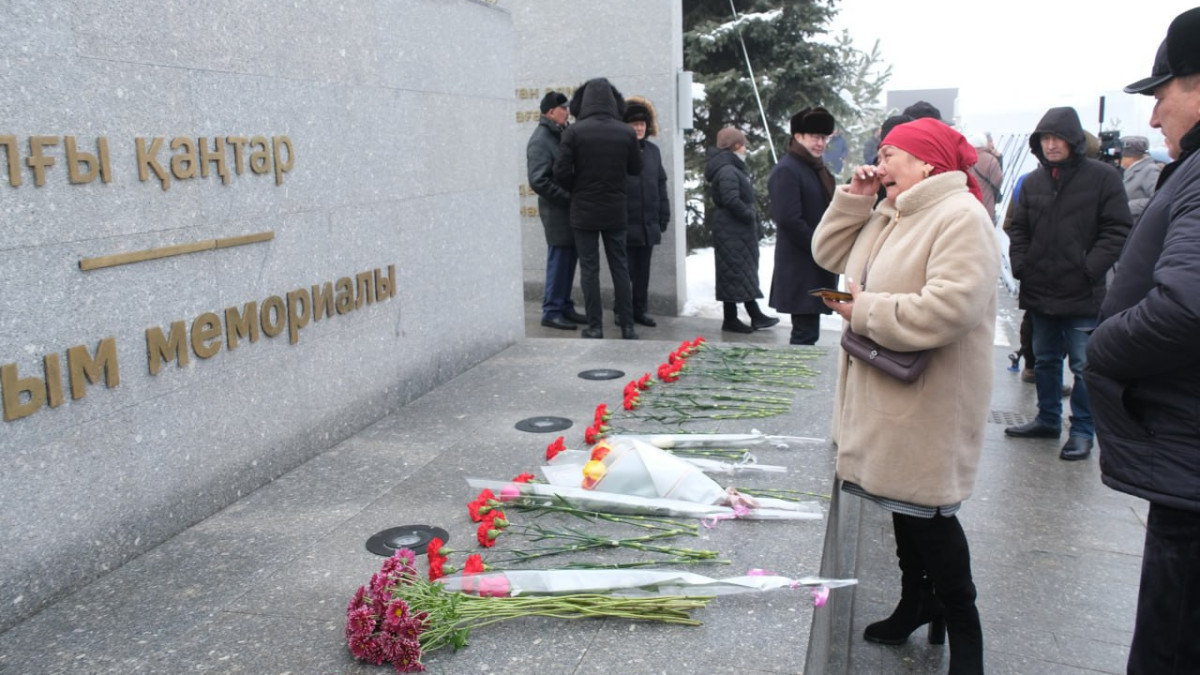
[828,0,1195,146]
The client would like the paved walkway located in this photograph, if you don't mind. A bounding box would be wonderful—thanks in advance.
[0,289,1145,674]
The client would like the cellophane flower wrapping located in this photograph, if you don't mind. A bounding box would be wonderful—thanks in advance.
[439,568,857,598]
[467,477,823,521]
[542,436,727,505]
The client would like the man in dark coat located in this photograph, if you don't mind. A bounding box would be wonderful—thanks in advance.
[1084,10,1200,671]
[553,78,642,339]
[768,106,837,344]
[622,96,670,327]
[527,91,586,330]
[1004,106,1132,461]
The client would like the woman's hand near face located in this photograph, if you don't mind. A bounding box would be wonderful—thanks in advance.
[847,164,881,196]
[822,278,862,321]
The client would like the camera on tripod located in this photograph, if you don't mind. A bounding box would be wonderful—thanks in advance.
[1098,130,1122,168]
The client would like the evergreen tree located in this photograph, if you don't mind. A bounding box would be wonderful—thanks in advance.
[683,0,889,249]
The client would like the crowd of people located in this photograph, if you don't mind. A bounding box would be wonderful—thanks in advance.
[525,7,1200,673]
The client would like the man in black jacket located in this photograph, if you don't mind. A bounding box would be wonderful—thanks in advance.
[1004,106,1132,461]
[1084,9,1200,672]
[553,78,642,340]
[527,91,586,330]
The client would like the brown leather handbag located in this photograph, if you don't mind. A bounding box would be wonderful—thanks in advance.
[840,328,931,383]
[839,257,931,384]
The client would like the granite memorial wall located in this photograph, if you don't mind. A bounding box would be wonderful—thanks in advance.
[0,0,519,631]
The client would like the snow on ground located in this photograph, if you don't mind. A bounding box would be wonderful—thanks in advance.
[682,244,1014,347]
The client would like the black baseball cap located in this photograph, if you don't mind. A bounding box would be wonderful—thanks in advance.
[1125,8,1200,95]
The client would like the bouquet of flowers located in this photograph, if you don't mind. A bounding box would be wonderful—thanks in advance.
[466,477,823,521]
[346,549,714,672]
[438,568,857,600]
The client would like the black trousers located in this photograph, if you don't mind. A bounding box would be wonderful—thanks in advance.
[628,244,654,318]
[790,313,821,345]
[574,228,633,330]
[1128,503,1200,674]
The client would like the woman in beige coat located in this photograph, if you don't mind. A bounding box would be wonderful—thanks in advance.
[812,118,998,675]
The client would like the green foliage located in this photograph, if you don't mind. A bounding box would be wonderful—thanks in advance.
[682,0,891,249]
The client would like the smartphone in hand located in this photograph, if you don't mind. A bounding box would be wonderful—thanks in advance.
[808,288,853,302]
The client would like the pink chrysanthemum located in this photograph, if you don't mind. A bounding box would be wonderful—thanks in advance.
[388,635,426,673]
[345,604,377,642]
[348,632,386,665]
[382,599,410,632]
[347,585,368,612]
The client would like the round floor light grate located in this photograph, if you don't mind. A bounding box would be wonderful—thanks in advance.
[578,368,625,381]
[365,525,449,557]
[514,416,573,433]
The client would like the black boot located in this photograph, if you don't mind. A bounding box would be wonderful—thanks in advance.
[745,301,780,330]
[722,302,753,333]
[864,513,946,645]
[906,514,984,675]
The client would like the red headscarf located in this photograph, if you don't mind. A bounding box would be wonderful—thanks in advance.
[881,118,983,204]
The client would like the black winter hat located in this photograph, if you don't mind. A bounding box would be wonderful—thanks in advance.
[624,101,651,124]
[790,107,835,136]
[1125,7,1200,94]
[902,100,942,121]
[880,114,914,143]
[539,91,568,114]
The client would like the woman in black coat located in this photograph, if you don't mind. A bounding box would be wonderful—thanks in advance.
[704,127,777,333]
[623,96,670,327]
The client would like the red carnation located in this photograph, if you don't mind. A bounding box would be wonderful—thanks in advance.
[637,373,652,390]
[545,436,566,461]
[476,522,502,548]
[512,472,536,483]
[467,489,498,522]
[427,537,448,581]
[585,425,603,445]
[623,393,639,411]
[463,554,486,575]
[657,362,681,383]
[594,403,610,424]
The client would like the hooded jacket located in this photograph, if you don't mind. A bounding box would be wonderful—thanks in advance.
[553,79,642,232]
[1085,121,1200,513]
[705,146,762,302]
[526,115,572,247]
[1008,107,1131,315]
[624,96,670,247]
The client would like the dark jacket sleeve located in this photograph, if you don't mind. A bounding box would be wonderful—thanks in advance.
[527,133,569,206]
[767,163,813,242]
[714,166,755,225]
[552,130,576,192]
[1084,169,1133,282]
[657,155,670,232]
[1007,185,1032,279]
[1088,168,1200,380]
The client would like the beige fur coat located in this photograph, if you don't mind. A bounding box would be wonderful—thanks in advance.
[812,172,999,506]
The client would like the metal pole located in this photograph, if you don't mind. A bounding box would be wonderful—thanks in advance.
[729,0,777,163]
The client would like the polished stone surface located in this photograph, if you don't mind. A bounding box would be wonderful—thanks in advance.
[0,0,519,633]
[0,290,1148,674]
